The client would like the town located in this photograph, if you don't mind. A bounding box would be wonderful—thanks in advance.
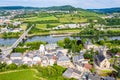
[0,38,120,80]
[0,4,120,80]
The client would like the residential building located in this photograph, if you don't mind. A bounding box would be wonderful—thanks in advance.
[95,54,110,69]
[73,54,84,63]
[82,72,101,80]
[12,59,22,65]
[32,55,41,64]
[63,68,83,79]
[10,53,22,60]
[57,56,74,68]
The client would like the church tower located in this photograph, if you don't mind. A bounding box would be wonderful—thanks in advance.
[39,44,45,56]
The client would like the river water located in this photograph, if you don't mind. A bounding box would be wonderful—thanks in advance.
[0,35,120,46]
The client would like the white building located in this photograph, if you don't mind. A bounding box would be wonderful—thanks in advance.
[33,55,41,64]
[39,44,45,55]
[1,28,9,33]
[10,53,22,60]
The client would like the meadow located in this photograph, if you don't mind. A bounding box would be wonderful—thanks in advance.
[0,69,39,80]
[23,16,58,22]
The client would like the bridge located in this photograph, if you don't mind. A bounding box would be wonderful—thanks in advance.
[1,25,33,56]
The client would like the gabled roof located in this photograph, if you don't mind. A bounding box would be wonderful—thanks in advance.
[96,54,105,62]
[104,76,115,80]
[88,73,101,80]
[84,63,92,70]
[73,55,84,62]
[33,53,41,58]
[57,56,70,62]
[12,59,22,65]
[56,51,64,58]
[63,68,81,78]
[11,53,22,57]
[82,72,101,80]
[74,61,84,67]
[45,54,54,59]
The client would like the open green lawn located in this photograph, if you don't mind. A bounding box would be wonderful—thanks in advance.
[0,69,39,80]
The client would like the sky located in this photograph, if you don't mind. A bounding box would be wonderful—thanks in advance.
[0,0,120,9]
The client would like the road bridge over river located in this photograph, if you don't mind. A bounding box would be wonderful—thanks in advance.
[1,26,33,56]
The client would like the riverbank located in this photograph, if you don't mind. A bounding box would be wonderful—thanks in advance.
[71,34,120,38]
[28,29,80,37]
[0,35,120,47]
[0,29,81,39]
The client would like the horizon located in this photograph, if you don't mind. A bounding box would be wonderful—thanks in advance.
[0,5,120,9]
[0,0,120,9]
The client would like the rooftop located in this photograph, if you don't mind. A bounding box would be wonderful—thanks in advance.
[96,54,105,62]
[73,55,84,62]
[84,63,92,70]
[63,68,82,78]
[11,53,22,57]
[57,56,70,62]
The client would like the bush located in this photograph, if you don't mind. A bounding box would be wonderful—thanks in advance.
[19,64,29,69]
[6,63,17,70]
[36,65,75,80]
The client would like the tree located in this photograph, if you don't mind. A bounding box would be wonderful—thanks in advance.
[77,44,83,52]
[98,40,105,45]
[83,53,93,60]
[19,64,29,69]
[117,70,120,78]
[6,63,17,70]
[103,36,109,41]
[110,48,120,54]
[81,38,87,44]
[91,38,95,44]
[72,43,76,53]
[0,62,7,72]
[57,40,64,47]
[64,37,71,48]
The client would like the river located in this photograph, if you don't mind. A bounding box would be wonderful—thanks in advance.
[0,35,120,46]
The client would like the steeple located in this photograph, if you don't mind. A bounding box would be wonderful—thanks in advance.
[39,44,45,56]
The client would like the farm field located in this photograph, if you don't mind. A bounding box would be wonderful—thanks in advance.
[23,16,58,22]
[0,69,39,80]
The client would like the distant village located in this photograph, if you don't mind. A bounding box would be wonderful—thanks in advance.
[0,9,117,34]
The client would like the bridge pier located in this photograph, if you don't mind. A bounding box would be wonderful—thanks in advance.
[22,36,27,43]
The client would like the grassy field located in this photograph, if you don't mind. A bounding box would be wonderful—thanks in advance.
[22,12,89,23]
[51,29,81,34]
[58,14,87,23]
[10,11,103,38]
[23,16,58,22]
[36,24,47,30]
[0,66,75,80]
[0,69,39,80]
[28,28,81,37]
